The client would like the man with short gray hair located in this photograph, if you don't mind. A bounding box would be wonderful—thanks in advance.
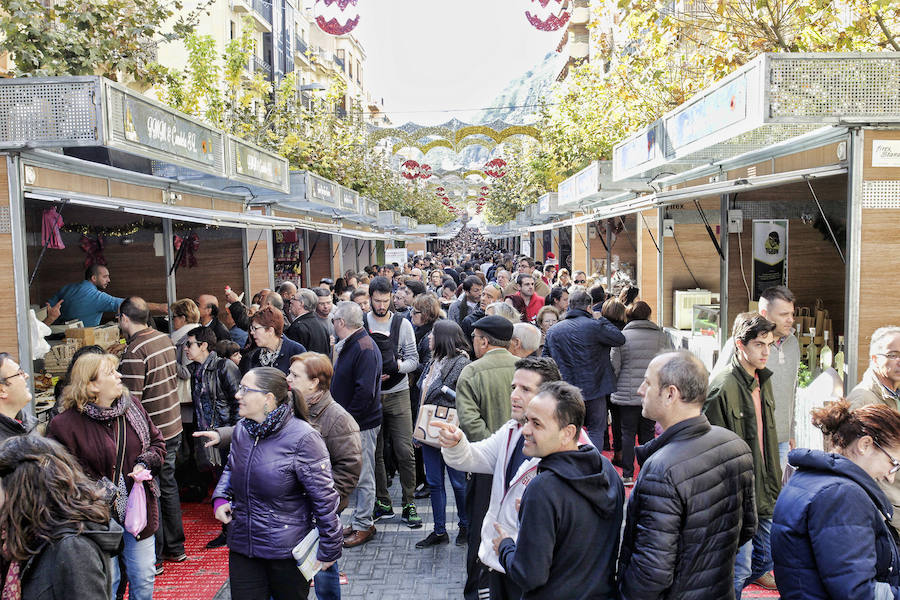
[331,301,382,547]
[510,323,541,358]
[618,351,756,599]
[276,281,298,323]
[849,325,900,534]
[285,288,331,355]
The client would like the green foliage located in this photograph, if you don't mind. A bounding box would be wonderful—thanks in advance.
[484,140,556,225]
[0,0,209,87]
[159,24,452,226]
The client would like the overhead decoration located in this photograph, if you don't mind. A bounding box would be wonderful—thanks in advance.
[315,0,360,36]
[373,118,542,157]
[400,159,420,180]
[484,158,508,178]
[525,0,570,31]
[417,163,433,179]
[79,235,106,269]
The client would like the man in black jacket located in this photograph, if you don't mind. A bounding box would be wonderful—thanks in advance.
[196,294,232,342]
[617,351,757,600]
[285,288,331,355]
[491,381,624,600]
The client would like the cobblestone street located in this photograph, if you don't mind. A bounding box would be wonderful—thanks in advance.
[214,475,467,599]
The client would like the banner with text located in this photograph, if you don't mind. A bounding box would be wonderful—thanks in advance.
[752,219,788,300]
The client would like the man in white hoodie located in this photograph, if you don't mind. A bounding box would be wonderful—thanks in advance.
[435,357,562,600]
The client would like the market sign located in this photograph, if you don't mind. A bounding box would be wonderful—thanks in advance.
[558,177,576,208]
[122,95,216,165]
[872,140,900,167]
[341,188,359,211]
[613,124,661,181]
[666,75,748,151]
[308,173,336,205]
[228,136,289,192]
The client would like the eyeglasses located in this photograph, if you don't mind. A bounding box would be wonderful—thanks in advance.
[0,369,25,385]
[574,279,586,284]
[412,309,422,315]
[873,439,900,474]
[186,340,200,348]
[238,384,267,395]
[250,325,267,332]
[877,353,900,361]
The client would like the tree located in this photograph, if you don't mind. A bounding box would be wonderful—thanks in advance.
[159,27,453,226]
[483,140,556,225]
[0,0,209,88]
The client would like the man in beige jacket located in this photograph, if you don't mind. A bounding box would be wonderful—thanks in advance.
[849,325,900,533]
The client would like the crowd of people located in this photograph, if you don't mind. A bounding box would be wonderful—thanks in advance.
[2,228,900,600]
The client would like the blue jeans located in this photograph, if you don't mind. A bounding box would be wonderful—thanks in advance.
[313,561,340,600]
[778,441,789,470]
[583,397,607,450]
[421,444,468,535]
[111,530,156,600]
[734,517,773,598]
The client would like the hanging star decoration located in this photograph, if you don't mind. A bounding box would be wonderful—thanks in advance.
[315,0,360,35]
[525,0,570,31]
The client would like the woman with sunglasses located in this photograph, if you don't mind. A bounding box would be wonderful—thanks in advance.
[212,367,342,600]
[772,400,900,599]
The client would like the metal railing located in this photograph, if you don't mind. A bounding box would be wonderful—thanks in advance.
[250,54,272,77]
[252,0,272,24]
[335,106,347,119]
[295,37,308,56]
[333,54,345,70]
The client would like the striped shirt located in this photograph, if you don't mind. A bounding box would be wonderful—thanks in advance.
[120,327,182,440]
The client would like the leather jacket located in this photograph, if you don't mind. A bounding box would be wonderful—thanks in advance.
[188,352,241,428]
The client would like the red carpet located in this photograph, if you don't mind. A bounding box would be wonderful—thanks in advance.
[153,502,228,600]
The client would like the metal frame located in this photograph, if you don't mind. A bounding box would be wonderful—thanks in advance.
[845,127,864,385]
[7,154,33,403]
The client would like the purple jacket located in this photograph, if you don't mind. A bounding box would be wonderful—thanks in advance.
[213,408,342,562]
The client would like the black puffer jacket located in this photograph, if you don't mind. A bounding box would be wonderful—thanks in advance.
[617,415,757,600]
[285,311,331,356]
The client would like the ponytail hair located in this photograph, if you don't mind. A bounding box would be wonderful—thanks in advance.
[811,400,900,449]
[247,367,308,423]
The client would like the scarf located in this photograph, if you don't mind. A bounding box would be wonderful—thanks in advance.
[423,357,448,395]
[83,393,154,521]
[241,402,289,440]
[258,340,283,368]
[1,561,20,600]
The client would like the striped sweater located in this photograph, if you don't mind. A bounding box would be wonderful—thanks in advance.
[119,327,182,440]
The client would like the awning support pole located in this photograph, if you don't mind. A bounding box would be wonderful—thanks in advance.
[720,194,730,349]
[162,219,177,314]
[807,177,845,264]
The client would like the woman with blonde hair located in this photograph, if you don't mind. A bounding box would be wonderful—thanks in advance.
[47,352,165,600]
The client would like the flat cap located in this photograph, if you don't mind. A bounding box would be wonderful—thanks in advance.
[472,315,514,342]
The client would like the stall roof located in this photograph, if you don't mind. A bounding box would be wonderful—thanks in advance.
[24,188,302,230]
[0,76,290,193]
[612,52,900,182]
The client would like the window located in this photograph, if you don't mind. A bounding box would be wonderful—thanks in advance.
[230,21,236,40]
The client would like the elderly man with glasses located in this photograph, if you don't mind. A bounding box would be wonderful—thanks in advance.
[850,325,900,535]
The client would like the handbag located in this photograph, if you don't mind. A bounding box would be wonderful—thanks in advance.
[414,382,459,448]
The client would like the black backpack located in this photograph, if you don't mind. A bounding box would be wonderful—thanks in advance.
[364,313,406,389]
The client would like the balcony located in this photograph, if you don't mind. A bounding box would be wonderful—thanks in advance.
[300,92,312,110]
[295,37,309,59]
[335,106,347,119]
[250,54,272,78]
[333,54,345,71]
[236,0,271,32]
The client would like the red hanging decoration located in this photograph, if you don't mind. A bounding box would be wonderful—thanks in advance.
[79,235,106,269]
[42,208,65,249]
[401,159,420,180]
[315,0,360,36]
[525,0,570,31]
[173,233,200,269]
[480,186,490,196]
[417,163,432,180]
[484,158,508,178]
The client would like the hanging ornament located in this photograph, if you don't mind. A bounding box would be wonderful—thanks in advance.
[315,0,361,36]
[525,0,570,31]
[484,158,508,178]
[480,186,490,197]
[417,163,432,180]
[79,235,107,269]
[401,159,420,180]
[173,233,200,269]
[435,186,445,196]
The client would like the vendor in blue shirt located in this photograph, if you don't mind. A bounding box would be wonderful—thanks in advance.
[44,265,166,327]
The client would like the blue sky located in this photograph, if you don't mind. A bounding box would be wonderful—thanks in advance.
[346,0,563,125]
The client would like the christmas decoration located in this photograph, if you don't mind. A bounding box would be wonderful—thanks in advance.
[525,0,570,31]
[400,159,420,180]
[41,208,65,249]
[173,233,200,268]
[79,235,106,269]
[372,118,541,156]
[484,158,508,178]
[417,163,432,179]
[315,0,360,36]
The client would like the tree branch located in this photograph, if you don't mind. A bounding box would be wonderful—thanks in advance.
[874,10,900,50]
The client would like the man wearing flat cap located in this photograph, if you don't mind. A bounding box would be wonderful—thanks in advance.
[455,314,519,600]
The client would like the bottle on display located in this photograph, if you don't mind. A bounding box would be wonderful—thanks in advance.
[819,330,833,371]
[806,327,819,376]
[834,336,845,381]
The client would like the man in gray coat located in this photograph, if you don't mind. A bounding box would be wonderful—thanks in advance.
[714,285,799,469]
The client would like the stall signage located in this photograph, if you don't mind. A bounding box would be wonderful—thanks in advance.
[341,189,358,210]
[366,199,378,218]
[384,248,407,266]
[872,140,900,167]
[614,126,658,176]
[752,219,788,300]
[310,176,335,203]
[667,75,747,151]
[575,162,599,199]
[233,141,285,186]
[123,95,215,164]
[558,178,576,207]
[539,196,550,213]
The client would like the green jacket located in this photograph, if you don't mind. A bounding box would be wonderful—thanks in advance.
[456,348,518,442]
[704,357,781,518]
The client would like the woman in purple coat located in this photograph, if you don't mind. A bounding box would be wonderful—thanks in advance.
[212,367,342,600]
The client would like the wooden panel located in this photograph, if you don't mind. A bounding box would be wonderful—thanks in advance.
[661,223,721,328]
[33,167,108,196]
[571,224,589,274]
[588,223,605,274]
[637,209,659,321]
[773,143,842,173]
[0,160,18,361]
[863,129,900,182]
[307,232,333,284]
[610,215,638,285]
[330,236,341,279]
[858,208,900,382]
[247,232,270,296]
[174,229,245,303]
[108,181,162,204]
[534,235,543,263]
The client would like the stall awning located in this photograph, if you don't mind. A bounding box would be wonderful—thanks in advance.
[25,189,302,230]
